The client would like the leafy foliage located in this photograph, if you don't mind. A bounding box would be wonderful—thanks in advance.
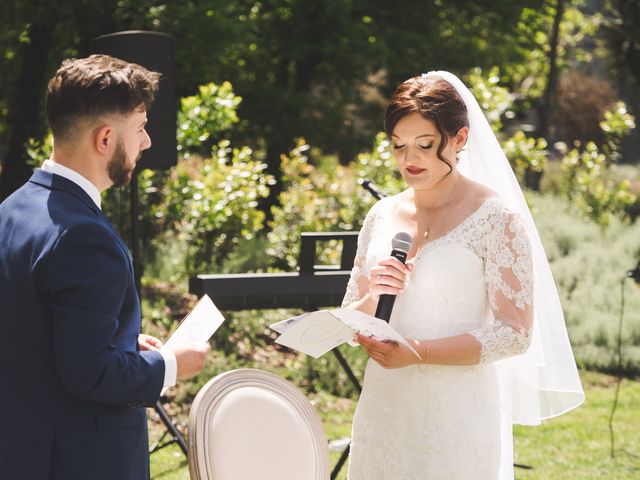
[556,102,637,226]
[177,82,241,157]
[502,131,548,189]
[466,66,516,133]
[503,0,600,101]
[559,142,636,227]
[267,140,375,270]
[353,132,404,196]
[150,143,272,277]
[531,193,640,375]
[0,0,549,201]
[600,101,637,163]
[24,132,52,169]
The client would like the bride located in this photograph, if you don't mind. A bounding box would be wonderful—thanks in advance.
[342,71,585,479]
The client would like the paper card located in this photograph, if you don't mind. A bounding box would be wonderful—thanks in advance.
[269,312,310,334]
[164,294,224,347]
[270,308,421,360]
[274,311,354,358]
[331,309,421,359]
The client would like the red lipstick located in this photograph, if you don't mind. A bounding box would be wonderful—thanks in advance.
[405,166,426,175]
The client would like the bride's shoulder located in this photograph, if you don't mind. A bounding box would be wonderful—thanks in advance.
[479,196,528,237]
[464,178,497,201]
[362,191,398,225]
[368,190,405,214]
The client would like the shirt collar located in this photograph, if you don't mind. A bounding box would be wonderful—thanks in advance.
[41,159,102,209]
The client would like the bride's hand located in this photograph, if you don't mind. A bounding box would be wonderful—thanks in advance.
[356,333,420,369]
[368,256,414,302]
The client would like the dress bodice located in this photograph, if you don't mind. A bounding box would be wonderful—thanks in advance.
[343,194,533,364]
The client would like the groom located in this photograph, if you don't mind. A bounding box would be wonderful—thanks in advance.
[0,55,210,480]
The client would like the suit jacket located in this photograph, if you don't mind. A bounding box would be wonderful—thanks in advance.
[0,169,165,480]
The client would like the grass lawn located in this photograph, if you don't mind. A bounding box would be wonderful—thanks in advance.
[149,370,639,479]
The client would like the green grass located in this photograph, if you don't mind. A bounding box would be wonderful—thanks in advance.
[513,370,640,479]
[149,370,639,479]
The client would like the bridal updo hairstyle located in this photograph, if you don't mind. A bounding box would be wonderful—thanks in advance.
[384,75,469,174]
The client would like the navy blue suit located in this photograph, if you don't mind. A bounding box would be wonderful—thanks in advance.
[0,169,165,479]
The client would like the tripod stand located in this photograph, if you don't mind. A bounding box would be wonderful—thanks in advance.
[129,174,188,457]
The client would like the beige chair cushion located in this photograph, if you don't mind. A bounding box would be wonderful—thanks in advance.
[188,368,330,480]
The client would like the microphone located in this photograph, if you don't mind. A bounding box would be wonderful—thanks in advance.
[628,259,640,285]
[375,232,413,322]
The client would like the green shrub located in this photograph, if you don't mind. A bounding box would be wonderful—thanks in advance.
[177,81,241,157]
[465,66,515,133]
[558,142,636,227]
[600,101,636,164]
[502,130,548,190]
[151,143,272,277]
[268,140,376,270]
[531,192,640,375]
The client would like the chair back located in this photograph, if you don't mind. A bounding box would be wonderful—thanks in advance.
[188,368,330,480]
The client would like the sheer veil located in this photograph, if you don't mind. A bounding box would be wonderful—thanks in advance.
[423,71,585,425]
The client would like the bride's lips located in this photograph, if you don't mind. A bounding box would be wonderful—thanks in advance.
[405,166,426,175]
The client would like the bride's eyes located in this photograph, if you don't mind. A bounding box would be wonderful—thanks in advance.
[392,143,433,150]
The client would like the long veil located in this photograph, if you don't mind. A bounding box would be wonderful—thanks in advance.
[423,71,585,425]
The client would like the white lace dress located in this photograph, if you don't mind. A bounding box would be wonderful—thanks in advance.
[343,195,533,480]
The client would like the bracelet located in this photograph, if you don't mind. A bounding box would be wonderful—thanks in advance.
[418,340,430,373]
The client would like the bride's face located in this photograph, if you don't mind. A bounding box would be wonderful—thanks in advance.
[391,112,464,190]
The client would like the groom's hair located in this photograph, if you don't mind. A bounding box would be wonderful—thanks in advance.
[45,54,161,142]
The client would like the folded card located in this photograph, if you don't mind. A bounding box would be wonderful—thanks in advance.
[270,309,421,360]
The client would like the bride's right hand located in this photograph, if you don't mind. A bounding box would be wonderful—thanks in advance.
[368,256,414,302]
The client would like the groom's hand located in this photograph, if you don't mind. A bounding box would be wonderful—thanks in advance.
[168,343,211,380]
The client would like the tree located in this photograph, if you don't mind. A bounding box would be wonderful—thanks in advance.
[0,0,119,200]
[0,0,545,204]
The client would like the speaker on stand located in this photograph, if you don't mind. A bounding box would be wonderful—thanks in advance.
[91,31,186,456]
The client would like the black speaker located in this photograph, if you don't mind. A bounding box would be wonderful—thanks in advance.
[91,31,177,170]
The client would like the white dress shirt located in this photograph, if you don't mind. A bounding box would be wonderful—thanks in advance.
[41,160,177,389]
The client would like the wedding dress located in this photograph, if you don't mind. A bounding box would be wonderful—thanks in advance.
[343,194,532,480]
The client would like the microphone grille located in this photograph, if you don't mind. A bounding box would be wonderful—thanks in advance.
[392,232,413,253]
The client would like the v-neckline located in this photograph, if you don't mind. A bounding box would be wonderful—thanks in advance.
[389,195,499,262]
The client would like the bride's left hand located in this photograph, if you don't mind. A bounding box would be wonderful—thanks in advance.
[356,333,421,369]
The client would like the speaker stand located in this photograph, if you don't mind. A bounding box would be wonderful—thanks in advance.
[129,173,188,457]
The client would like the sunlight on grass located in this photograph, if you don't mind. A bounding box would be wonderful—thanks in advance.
[150,370,639,479]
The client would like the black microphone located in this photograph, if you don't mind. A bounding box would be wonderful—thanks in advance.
[628,259,640,285]
[375,232,413,322]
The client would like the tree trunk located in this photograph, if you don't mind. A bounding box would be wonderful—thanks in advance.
[0,21,54,202]
[538,0,565,144]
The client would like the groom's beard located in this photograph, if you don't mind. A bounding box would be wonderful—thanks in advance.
[108,140,141,188]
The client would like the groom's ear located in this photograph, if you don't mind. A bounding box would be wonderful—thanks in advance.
[93,124,116,156]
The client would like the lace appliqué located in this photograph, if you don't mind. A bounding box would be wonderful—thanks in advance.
[483,213,532,311]
[341,201,380,307]
[470,209,533,364]
[470,319,531,364]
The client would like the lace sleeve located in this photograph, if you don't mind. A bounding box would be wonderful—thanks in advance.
[469,208,534,364]
[341,203,378,307]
